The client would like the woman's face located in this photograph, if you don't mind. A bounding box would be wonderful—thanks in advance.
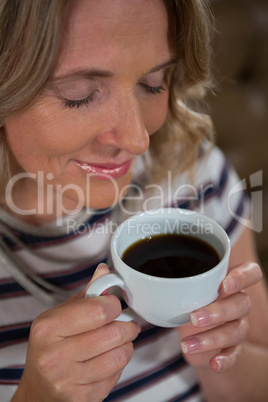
[5,0,173,215]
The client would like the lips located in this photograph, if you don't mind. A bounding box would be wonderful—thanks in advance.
[74,159,133,180]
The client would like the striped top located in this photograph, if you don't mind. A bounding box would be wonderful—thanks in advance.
[0,146,249,401]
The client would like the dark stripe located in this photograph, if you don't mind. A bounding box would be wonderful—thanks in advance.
[133,324,169,346]
[171,383,200,402]
[217,161,229,198]
[105,355,186,401]
[44,259,105,287]
[172,181,216,211]
[0,258,107,299]
[0,324,31,347]
[1,210,111,248]
[0,280,25,298]
[225,192,246,237]
[175,160,230,210]
[0,367,23,384]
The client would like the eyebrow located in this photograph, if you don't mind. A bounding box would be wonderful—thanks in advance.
[52,57,177,82]
[147,58,176,74]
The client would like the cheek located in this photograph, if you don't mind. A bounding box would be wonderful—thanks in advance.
[5,117,39,168]
[5,103,91,165]
[143,95,169,136]
[4,111,76,177]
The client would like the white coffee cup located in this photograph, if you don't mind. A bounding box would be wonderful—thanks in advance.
[86,208,230,327]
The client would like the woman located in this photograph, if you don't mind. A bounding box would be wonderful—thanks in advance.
[0,0,267,401]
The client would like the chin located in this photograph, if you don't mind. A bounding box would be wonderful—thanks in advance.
[61,174,133,212]
[87,172,133,209]
[87,186,130,211]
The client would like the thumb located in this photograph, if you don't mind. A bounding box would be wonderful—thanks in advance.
[86,262,111,290]
[68,263,111,303]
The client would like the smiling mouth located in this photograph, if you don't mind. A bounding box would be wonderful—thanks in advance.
[74,159,133,180]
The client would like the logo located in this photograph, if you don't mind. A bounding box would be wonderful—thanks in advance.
[228,170,263,233]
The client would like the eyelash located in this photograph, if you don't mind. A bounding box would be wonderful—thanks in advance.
[140,83,165,95]
[64,84,165,109]
[64,94,93,108]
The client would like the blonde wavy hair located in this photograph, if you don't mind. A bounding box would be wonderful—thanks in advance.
[0,0,213,190]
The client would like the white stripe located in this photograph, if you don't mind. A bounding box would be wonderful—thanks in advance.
[118,328,182,383]
[117,365,200,402]
[0,385,18,402]
[0,342,28,368]
[0,295,49,326]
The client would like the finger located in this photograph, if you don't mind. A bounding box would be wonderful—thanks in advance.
[220,262,262,297]
[62,320,141,361]
[180,318,248,355]
[190,292,251,328]
[31,294,122,341]
[181,349,220,370]
[79,341,135,384]
[209,343,243,373]
[68,263,111,303]
[37,359,124,401]
[84,263,111,295]
[51,343,134,386]
[34,336,134,393]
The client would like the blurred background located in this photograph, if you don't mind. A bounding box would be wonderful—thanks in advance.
[206,0,268,279]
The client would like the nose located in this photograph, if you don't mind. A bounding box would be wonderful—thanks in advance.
[97,90,150,155]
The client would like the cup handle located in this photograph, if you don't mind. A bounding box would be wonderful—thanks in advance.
[85,273,138,322]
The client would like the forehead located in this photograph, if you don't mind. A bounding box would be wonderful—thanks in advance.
[54,0,170,76]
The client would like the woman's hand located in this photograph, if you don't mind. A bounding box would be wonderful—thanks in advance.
[14,264,140,402]
[177,262,262,373]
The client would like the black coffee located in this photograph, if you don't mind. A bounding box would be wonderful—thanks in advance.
[122,233,220,278]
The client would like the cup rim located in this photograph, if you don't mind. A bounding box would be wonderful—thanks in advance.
[111,208,231,282]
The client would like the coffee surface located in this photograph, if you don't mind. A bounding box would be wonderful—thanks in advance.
[122,234,220,278]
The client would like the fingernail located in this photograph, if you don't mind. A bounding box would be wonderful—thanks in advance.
[180,338,201,353]
[216,357,224,372]
[96,262,108,271]
[93,263,108,276]
[191,310,211,327]
[223,277,238,293]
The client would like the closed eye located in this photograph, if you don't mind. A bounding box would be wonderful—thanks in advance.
[64,93,94,108]
[64,83,165,109]
[140,83,166,95]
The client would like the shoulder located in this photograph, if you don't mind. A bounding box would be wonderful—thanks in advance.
[193,144,233,188]
[131,146,250,245]
[173,145,250,245]
[134,144,235,189]
[192,146,250,244]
